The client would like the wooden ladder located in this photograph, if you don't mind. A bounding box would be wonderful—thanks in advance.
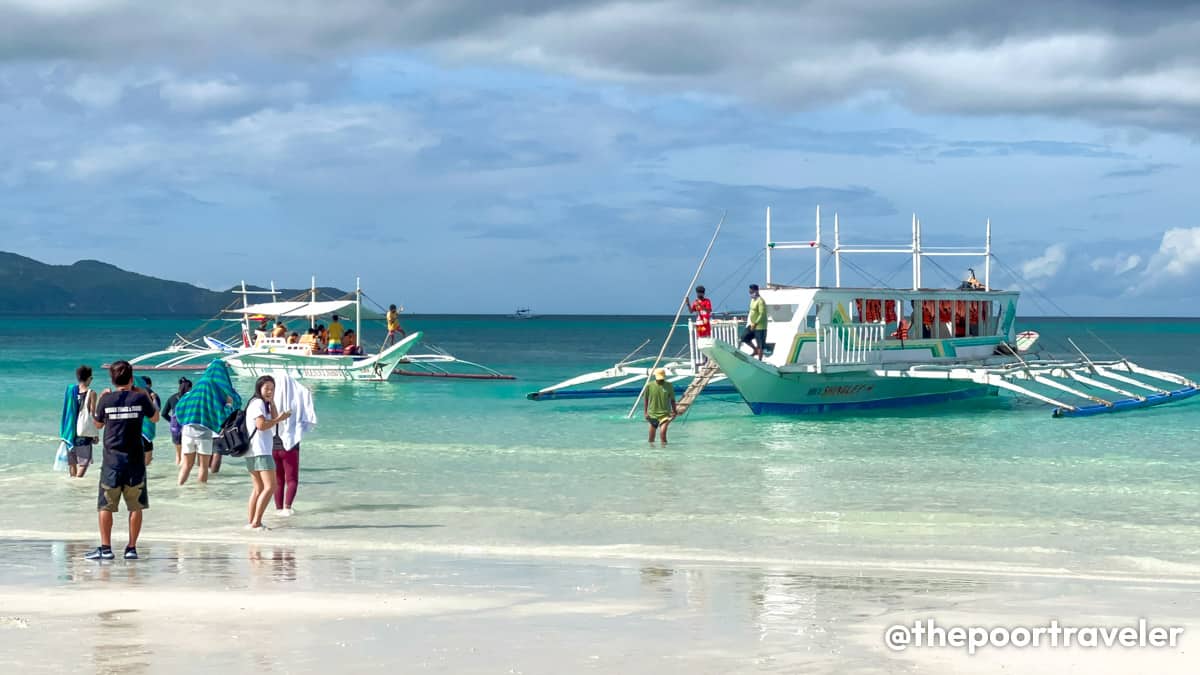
[675,362,722,415]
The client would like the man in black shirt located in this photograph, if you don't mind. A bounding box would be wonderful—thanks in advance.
[87,360,159,561]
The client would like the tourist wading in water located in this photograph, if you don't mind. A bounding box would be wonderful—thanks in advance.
[160,377,193,465]
[174,361,239,485]
[61,365,100,478]
[87,360,159,560]
[270,372,318,517]
[245,375,290,531]
[643,368,678,445]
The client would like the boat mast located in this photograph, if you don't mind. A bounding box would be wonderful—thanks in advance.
[355,276,361,347]
[911,214,918,290]
[834,212,841,288]
[311,276,317,330]
[815,205,822,287]
[985,218,992,291]
[765,206,773,286]
[915,217,924,289]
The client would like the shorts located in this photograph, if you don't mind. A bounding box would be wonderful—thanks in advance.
[246,455,276,472]
[647,415,672,428]
[68,438,95,466]
[143,440,153,454]
[181,425,214,456]
[742,328,767,349]
[97,453,148,512]
[170,430,183,446]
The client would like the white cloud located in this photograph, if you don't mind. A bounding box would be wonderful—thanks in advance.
[1148,227,1200,278]
[65,73,125,108]
[1021,243,1067,281]
[1090,253,1142,275]
[159,76,309,112]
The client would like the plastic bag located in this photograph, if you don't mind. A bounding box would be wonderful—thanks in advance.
[53,441,69,472]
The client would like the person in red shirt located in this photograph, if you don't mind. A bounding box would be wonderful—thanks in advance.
[689,285,713,338]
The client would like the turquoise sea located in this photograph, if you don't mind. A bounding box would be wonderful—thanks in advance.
[1,314,1199,580]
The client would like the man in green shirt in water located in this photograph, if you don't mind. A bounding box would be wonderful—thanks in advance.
[643,368,678,445]
[742,283,768,360]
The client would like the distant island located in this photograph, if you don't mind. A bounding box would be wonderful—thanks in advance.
[0,251,353,315]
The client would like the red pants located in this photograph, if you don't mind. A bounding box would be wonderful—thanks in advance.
[272,444,300,509]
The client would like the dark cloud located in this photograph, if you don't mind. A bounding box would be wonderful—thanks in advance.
[3,1,1200,134]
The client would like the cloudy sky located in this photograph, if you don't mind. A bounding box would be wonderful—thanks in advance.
[1,1,1197,315]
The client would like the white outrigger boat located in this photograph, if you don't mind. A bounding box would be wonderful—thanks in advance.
[127,279,509,382]
[527,323,739,401]
[699,208,1198,418]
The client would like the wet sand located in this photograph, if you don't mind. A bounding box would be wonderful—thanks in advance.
[0,537,1196,673]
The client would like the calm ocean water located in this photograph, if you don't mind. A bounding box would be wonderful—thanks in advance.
[1,315,1198,579]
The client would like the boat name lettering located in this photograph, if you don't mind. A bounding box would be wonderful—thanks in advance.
[807,385,874,397]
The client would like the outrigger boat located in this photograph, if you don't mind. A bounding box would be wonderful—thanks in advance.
[699,208,1198,418]
[127,279,511,382]
[527,325,738,401]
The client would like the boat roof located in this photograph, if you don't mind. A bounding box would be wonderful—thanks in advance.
[229,299,355,317]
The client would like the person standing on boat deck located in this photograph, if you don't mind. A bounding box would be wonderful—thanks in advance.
[161,377,192,465]
[87,360,159,561]
[643,368,678,444]
[743,284,768,360]
[327,314,345,353]
[383,304,406,347]
[245,375,290,531]
[63,365,100,478]
[271,372,317,517]
[689,286,713,338]
[174,360,240,485]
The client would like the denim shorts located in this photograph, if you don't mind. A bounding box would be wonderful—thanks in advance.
[245,455,276,472]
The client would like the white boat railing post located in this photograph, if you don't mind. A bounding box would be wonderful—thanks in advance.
[356,276,362,349]
[688,318,698,366]
[310,276,317,330]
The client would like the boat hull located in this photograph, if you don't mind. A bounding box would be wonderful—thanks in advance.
[223,332,422,381]
[703,342,994,415]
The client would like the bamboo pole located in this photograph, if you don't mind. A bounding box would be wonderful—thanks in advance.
[626,212,726,419]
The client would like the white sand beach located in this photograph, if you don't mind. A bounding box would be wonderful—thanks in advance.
[0,537,1196,674]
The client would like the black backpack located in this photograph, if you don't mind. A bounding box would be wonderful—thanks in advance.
[213,402,258,457]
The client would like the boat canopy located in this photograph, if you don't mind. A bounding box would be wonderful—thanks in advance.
[229,299,355,317]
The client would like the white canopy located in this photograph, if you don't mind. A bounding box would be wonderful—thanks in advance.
[231,299,355,317]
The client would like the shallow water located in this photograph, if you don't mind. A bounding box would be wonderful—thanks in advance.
[1,315,1199,583]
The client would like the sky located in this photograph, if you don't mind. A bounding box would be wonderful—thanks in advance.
[1,1,1198,315]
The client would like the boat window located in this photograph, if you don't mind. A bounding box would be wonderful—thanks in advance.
[768,303,796,323]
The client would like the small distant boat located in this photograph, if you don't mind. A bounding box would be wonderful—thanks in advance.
[511,307,537,319]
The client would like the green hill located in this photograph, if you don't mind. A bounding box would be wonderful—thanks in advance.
[0,251,352,315]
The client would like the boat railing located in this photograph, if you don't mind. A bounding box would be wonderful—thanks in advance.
[688,318,742,366]
[815,321,886,371]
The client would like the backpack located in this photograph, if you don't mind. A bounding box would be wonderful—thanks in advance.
[212,402,258,458]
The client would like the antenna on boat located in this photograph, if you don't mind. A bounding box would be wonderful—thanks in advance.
[833,212,841,288]
[765,206,772,286]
